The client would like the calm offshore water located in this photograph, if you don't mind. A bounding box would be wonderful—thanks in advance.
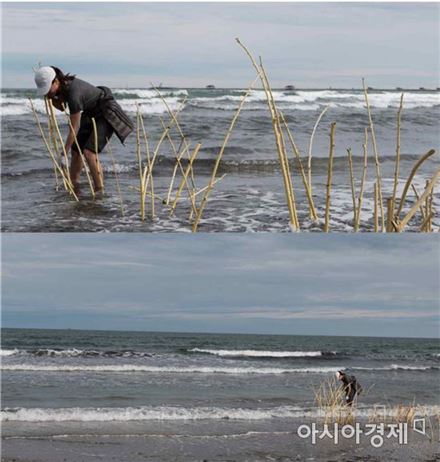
[1,328,439,436]
[2,87,439,232]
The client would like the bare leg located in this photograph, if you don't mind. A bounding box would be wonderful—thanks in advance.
[83,148,104,192]
[70,151,83,194]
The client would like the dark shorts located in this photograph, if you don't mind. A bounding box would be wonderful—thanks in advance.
[72,113,114,154]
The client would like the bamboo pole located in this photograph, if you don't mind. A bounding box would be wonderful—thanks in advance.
[165,142,188,204]
[29,98,79,201]
[277,112,299,230]
[152,87,196,191]
[91,117,104,192]
[410,184,426,222]
[362,79,385,231]
[391,93,404,219]
[280,112,318,221]
[192,74,258,232]
[373,182,379,232]
[59,101,95,198]
[44,97,60,189]
[140,100,187,216]
[396,166,440,232]
[235,38,298,230]
[355,128,369,232]
[395,149,436,218]
[346,148,357,228]
[165,139,185,205]
[324,123,336,233]
[106,138,124,217]
[170,143,202,215]
[386,197,394,232]
[260,60,298,229]
[159,118,198,216]
[137,107,155,218]
[425,180,432,233]
[419,211,434,233]
[307,105,330,196]
[135,108,146,220]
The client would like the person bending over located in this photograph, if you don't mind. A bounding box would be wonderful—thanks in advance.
[336,370,362,406]
[34,66,133,194]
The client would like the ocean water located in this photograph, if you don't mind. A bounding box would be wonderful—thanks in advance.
[1,328,439,439]
[1,87,439,232]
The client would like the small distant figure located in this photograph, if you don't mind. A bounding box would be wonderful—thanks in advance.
[336,370,362,406]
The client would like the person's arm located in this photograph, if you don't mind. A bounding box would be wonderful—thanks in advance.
[64,112,81,153]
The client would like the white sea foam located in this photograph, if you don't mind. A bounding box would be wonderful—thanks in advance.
[3,404,440,422]
[2,89,438,117]
[0,349,19,357]
[0,364,342,374]
[189,348,334,358]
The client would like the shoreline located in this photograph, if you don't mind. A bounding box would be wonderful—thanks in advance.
[2,421,438,462]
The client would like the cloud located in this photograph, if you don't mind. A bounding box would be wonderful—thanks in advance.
[2,234,438,337]
[2,3,439,87]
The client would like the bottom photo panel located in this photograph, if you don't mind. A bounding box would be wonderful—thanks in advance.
[1,234,439,462]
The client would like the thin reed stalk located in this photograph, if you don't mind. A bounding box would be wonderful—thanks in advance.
[347,148,357,227]
[260,58,299,230]
[140,100,187,216]
[363,79,385,231]
[159,117,197,216]
[324,123,336,232]
[59,101,95,197]
[386,197,395,232]
[29,98,79,201]
[44,97,60,189]
[152,87,196,191]
[106,138,124,217]
[137,108,155,218]
[170,143,201,215]
[374,182,379,232]
[420,211,434,233]
[396,166,440,232]
[165,139,185,205]
[192,73,259,232]
[411,184,426,222]
[391,93,404,219]
[355,128,369,232]
[91,117,104,191]
[135,108,146,220]
[395,149,436,218]
[307,105,330,199]
[280,112,318,221]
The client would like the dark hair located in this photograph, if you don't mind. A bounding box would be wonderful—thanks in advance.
[50,66,76,96]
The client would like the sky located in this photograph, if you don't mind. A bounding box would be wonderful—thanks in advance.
[1,2,439,88]
[2,234,439,338]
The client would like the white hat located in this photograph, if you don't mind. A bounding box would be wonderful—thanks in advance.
[34,66,56,96]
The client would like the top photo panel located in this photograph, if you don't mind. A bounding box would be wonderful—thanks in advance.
[2,2,439,233]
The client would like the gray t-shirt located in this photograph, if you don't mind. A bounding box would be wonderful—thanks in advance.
[65,78,103,114]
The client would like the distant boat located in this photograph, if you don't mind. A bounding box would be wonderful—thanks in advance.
[284,85,295,91]
[396,87,403,91]
[206,85,216,89]
[419,87,426,91]
[367,86,374,91]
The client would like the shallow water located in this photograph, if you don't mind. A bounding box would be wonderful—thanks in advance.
[2,87,439,232]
